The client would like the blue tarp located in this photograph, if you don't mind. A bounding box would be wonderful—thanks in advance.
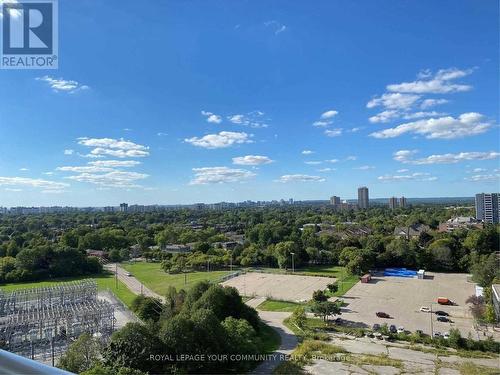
[384,267,417,278]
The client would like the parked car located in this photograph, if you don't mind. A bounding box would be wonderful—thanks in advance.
[372,323,381,331]
[397,326,405,334]
[437,297,452,305]
[420,306,430,313]
[433,332,442,338]
[389,325,397,333]
[437,316,449,322]
[126,272,133,277]
[434,310,449,316]
[373,332,383,339]
[376,312,391,318]
[443,332,450,339]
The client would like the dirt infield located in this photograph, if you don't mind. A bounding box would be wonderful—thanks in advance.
[220,272,335,302]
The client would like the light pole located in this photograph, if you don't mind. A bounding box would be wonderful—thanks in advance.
[290,252,295,273]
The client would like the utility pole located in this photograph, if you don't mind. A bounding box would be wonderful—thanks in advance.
[430,303,434,337]
[291,252,295,273]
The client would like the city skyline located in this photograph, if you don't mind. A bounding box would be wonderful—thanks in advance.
[0,0,499,207]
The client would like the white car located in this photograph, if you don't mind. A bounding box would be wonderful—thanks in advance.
[420,306,430,312]
[443,332,450,339]
[397,326,405,334]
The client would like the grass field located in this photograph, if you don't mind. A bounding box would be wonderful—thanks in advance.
[121,262,232,296]
[257,299,304,312]
[0,272,137,309]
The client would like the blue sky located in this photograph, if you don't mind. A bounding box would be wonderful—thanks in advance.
[0,0,499,206]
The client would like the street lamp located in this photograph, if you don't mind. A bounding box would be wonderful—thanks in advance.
[290,252,295,273]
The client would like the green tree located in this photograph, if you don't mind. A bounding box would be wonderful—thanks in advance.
[58,333,101,373]
[290,306,307,329]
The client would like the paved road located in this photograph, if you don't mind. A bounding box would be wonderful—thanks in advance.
[247,298,298,374]
[104,263,165,302]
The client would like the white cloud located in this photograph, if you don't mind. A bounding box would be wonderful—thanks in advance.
[320,110,338,119]
[277,174,326,183]
[189,167,255,185]
[386,68,473,94]
[302,150,314,155]
[19,168,29,171]
[264,20,287,35]
[420,98,449,109]
[201,110,222,124]
[345,156,357,161]
[325,159,339,163]
[232,155,274,165]
[36,76,89,93]
[397,168,409,173]
[367,93,420,110]
[393,149,500,165]
[401,111,446,120]
[88,160,141,168]
[227,111,268,128]
[57,166,115,173]
[317,168,336,172]
[0,177,69,191]
[465,174,500,182]
[77,137,150,158]
[369,110,400,123]
[157,132,168,136]
[378,172,437,182]
[370,113,491,139]
[185,131,252,149]
[66,171,148,188]
[324,128,343,137]
[304,161,322,165]
[350,127,361,133]
[470,168,487,173]
[64,149,74,155]
[354,165,375,170]
[312,120,332,127]
[5,188,22,192]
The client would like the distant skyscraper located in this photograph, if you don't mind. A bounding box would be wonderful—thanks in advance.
[475,193,499,223]
[358,187,369,209]
[119,203,128,212]
[330,196,341,206]
[399,196,407,208]
[389,197,398,210]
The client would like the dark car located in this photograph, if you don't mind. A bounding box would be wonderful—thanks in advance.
[376,312,390,318]
[434,311,449,316]
[437,316,449,322]
[389,324,397,333]
[372,323,381,331]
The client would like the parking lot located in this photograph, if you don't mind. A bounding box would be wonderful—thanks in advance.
[221,272,334,302]
[339,272,480,338]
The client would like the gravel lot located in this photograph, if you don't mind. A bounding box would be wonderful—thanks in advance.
[339,272,480,337]
[221,272,334,302]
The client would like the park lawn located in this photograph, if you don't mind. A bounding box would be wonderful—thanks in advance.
[257,299,305,312]
[121,262,232,296]
[0,272,137,309]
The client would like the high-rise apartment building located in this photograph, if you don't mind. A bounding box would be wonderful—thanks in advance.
[358,187,369,209]
[330,196,341,206]
[475,193,499,224]
[388,197,398,210]
[400,196,407,208]
[119,203,129,212]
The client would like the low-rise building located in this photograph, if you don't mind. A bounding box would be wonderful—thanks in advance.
[394,223,430,239]
[438,217,483,232]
